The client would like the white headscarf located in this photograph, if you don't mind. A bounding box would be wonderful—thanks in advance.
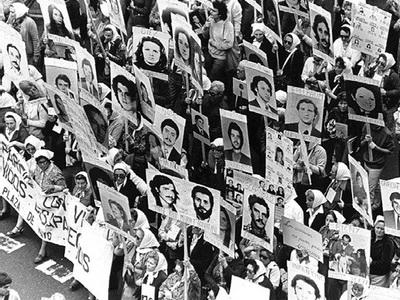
[382,52,396,72]
[284,33,301,53]
[24,135,45,151]
[11,3,29,19]
[251,22,267,37]
[308,189,327,209]
[113,162,129,174]
[75,171,91,189]
[34,149,54,160]
[133,208,150,229]
[5,112,22,131]
[335,162,351,181]
[137,228,160,253]
[143,251,168,284]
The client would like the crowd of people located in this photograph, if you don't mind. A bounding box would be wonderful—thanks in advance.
[1,0,400,299]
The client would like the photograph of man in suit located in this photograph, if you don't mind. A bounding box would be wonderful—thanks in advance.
[6,44,22,77]
[192,114,209,139]
[243,194,270,243]
[285,98,321,138]
[161,118,181,164]
[384,192,400,230]
[248,76,276,114]
[80,58,98,98]
[224,122,251,165]
[191,185,214,222]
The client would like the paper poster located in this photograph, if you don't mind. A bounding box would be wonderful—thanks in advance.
[204,200,236,257]
[131,27,170,81]
[349,155,373,225]
[38,0,73,38]
[73,222,113,300]
[0,233,25,254]
[381,179,400,237]
[220,109,252,173]
[171,14,199,74]
[191,109,210,145]
[107,0,126,35]
[244,61,277,120]
[76,46,99,99]
[232,78,249,100]
[157,0,189,36]
[284,86,325,143]
[264,0,282,44]
[309,3,334,64]
[146,168,220,234]
[288,261,325,300]
[98,182,132,235]
[190,33,203,93]
[244,0,262,13]
[328,223,371,282]
[45,57,79,101]
[36,259,73,283]
[242,40,268,67]
[241,185,275,252]
[364,285,400,299]
[351,2,391,57]
[133,65,156,123]
[344,74,384,126]
[47,34,79,62]
[141,284,156,300]
[230,275,270,299]
[344,279,369,300]
[83,158,114,202]
[282,217,323,262]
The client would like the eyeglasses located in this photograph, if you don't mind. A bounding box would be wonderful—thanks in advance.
[284,40,292,45]
[114,173,126,179]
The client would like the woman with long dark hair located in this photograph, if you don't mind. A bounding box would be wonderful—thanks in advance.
[135,36,168,73]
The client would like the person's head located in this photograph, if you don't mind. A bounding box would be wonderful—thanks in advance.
[139,82,149,102]
[265,1,277,27]
[248,194,269,229]
[355,87,375,112]
[351,283,364,297]
[145,251,159,272]
[4,113,19,131]
[0,272,12,296]
[112,75,138,112]
[283,33,294,51]
[376,53,388,73]
[228,122,244,151]
[339,25,351,44]
[305,189,315,209]
[75,173,88,191]
[236,61,246,80]
[7,44,21,71]
[220,206,231,232]
[150,175,179,207]
[55,74,71,94]
[334,57,346,75]
[174,29,190,62]
[48,4,64,26]
[245,259,259,280]
[19,80,42,99]
[313,14,330,49]
[259,248,273,266]
[342,234,351,246]
[83,105,108,144]
[275,147,283,162]
[192,186,214,220]
[390,192,400,215]
[113,164,128,185]
[259,180,265,188]
[211,1,228,21]
[135,36,167,69]
[235,193,242,202]
[35,154,51,172]
[161,118,179,147]
[195,115,204,131]
[103,27,114,42]
[174,260,184,276]
[291,274,321,300]
[355,171,363,187]
[343,1,352,19]
[325,211,337,225]
[250,76,272,104]
[81,58,94,83]
[268,184,275,191]
[336,91,348,113]
[374,218,385,238]
[108,199,126,221]
[209,81,225,98]
[132,227,145,246]
[296,98,319,126]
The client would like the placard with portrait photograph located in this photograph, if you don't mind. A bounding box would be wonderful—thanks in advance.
[191,109,210,145]
[157,0,189,36]
[110,61,139,126]
[232,78,249,100]
[220,109,252,173]
[328,223,370,283]
[241,186,275,252]
[309,3,334,64]
[146,168,220,234]
[131,27,170,81]
[98,182,132,236]
[242,40,268,67]
[43,82,72,131]
[76,46,99,100]
[284,86,325,144]
[132,65,156,124]
[264,0,282,44]
[38,0,73,38]
[349,155,373,225]
[107,0,126,36]
[204,199,236,257]
[47,34,79,62]
[381,179,400,237]
[344,74,384,126]
[288,261,325,300]
[45,57,79,101]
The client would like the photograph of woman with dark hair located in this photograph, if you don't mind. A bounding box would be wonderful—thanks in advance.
[106,199,129,232]
[174,27,191,69]
[149,174,179,211]
[83,104,108,145]
[135,36,168,73]
[220,206,232,248]
[145,132,163,168]
[46,4,73,39]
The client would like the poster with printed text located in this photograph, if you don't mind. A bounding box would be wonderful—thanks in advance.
[351,2,391,57]
[309,3,335,64]
[328,223,371,282]
[191,109,210,145]
[220,109,252,173]
[288,261,325,300]
[245,61,277,120]
[146,168,220,234]
[230,275,270,300]
[284,86,325,143]
[381,179,400,237]
[349,155,373,225]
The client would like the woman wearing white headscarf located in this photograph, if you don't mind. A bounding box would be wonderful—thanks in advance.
[304,189,327,231]
[1,112,28,151]
[250,22,277,71]
[324,162,351,213]
[277,32,304,89]
[140,250,168,300]
[72,171,93,207]
[333,25,361,68]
